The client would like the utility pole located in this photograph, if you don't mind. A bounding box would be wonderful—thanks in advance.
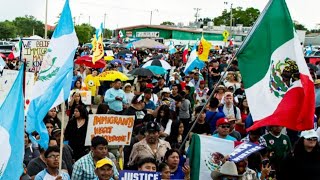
[194,8,201,23]
[150,9,158,25]
[44,0,48,39]
[88,16,90,25]
[230,3,233,33]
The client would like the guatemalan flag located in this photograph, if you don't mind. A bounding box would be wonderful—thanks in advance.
[27,0,78,149]
[0,64,24,179]
[184,44,205,75]
[168,41,177,54]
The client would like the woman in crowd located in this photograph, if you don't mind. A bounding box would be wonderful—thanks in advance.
[64,105,89,161]
[44,118,54,137]
[68,92,86,119]
[235,97,249,138]
[45,108,61,129]
[223,71,241,91]
[165,121,184,149]
[155,105,173,138]
[164,149,190,180]
[214,85,226,103]
[123,83,134,107]
[159,163,171,180]
[24,132,40,166]
[278,129,320,180]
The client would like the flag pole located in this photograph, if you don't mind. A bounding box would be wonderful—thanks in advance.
[58,102,66,173]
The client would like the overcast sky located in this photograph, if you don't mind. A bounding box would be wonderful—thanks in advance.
[1,0,319,30]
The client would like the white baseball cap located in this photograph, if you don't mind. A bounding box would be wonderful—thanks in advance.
[300,129,319,139]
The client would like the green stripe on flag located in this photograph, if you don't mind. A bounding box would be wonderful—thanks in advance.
[189,134,201,180]
[237,0,294,88]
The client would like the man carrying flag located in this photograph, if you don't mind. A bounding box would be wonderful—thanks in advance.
[92,23,104,64]
[237,0,315,131]
[27,0,78,149]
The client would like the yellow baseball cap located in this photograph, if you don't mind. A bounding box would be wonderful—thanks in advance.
[96,159,113,169]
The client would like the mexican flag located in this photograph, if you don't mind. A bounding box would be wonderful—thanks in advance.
[188,134,234,180]
[237,0,315,131]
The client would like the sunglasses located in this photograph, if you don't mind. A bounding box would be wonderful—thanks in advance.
[220,125,230,129]
[306,137,318,141]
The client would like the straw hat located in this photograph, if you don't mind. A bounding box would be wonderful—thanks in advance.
[211,161,242,180]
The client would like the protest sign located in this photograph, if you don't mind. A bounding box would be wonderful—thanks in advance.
[229,142,265,163]
[22,39,50,72]
[105,50,114,57]
[119,170,161,180]
[68,90,92,105]
[85,114,134,146]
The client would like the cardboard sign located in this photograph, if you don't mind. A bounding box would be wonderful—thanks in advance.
[229,142,264,163]
[119,170,161,180]
[69,90,92,105]
[22,40,50,72]
[85,114,134,146]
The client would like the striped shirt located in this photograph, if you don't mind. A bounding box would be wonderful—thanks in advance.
[71,152,118,180]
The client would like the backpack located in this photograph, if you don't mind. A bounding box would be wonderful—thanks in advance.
[218,105,237,118]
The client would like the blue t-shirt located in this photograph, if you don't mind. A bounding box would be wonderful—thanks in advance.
[205,111,225,133]
[145,101,156,110]
[212,134,237,141]
[170,166,185,179]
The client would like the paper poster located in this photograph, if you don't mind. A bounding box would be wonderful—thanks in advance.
[119,170,161,180]
[85,114,134,146]
[229,142,265,163]
[22,40,50,72]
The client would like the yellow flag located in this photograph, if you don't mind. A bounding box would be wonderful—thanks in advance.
[198,37,212,61]
[91,35,97,51]
[92,35,104,64]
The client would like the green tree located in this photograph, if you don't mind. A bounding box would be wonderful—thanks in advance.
[160,21,175,26]
[294,23,307,31]
[13,15,44,37]
[104,29,112,39]
[75,23,95,43]
[213,7,260,27]
[0,20,17,39]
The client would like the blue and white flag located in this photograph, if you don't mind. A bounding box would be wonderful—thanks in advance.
[95,23,103,39]
[0,64,24,179]
[0,56,5,71]
[26,0,78,149]
[168,41,177,54]
[184,44,205,75]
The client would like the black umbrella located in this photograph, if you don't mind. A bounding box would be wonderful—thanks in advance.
[128,68,154,76]
[150,54,164,60]
[118,49,132,56]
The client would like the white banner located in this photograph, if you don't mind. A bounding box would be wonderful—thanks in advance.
[85,114,134,146]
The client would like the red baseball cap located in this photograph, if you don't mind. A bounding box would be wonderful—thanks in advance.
[216,118,230,127]
[200,80,205,84]
[146,83,154,88]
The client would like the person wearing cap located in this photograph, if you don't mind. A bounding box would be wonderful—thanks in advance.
[128,121,171,168]
[123,83,134,107]
[211,161,242,180]
[279,129,320,180]
[212,118,236,141]
[104,78,127,114]
[225,115,241,141]
[72,136,119,180]
[220,92,241,124]
[194,80,209,107]
[52,128,74,175]
[94,159,114,180]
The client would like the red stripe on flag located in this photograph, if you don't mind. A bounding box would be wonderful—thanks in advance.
[247,74,315,131]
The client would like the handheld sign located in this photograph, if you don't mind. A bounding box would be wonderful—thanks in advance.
[119,170,161,180]
[85,114,134,146]
[222,30,229,42]
[229,142,265,163]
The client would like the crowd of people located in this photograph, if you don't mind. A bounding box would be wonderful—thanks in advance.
[1,43,320,180]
